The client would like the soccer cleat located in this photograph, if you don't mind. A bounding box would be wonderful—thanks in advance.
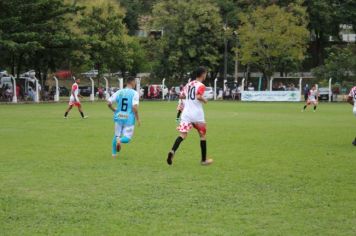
[116,138,121,152]
[352,139,356,146]
[64,116,68,119]
[201,158,214,166]
[167,151,174,165]
[82,116,89,119]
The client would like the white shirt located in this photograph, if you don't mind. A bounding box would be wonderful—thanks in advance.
[349,86,356,107]
[308,89,318,101]
[181,80,206,123]
[70,83,79,101]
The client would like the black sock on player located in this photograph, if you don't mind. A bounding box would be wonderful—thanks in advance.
[314,106,317,111]
[171,136,184,153]
[80,112,85,118]
[200,140,207,162]
[64,112,68,117]
[303,105,307,110]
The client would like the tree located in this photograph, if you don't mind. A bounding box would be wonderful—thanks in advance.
[312,45,356,82]
[0,0,80,80]
[238,4,309,79]
[150,0,224,81]
[117,0,157,35]
[77,0,146,74]
[306,0,356,66]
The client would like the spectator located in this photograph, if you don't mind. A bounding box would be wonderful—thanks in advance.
[304,84,309,101]
[289,83,298,91]
[247,82,255,91]
[28,87,35,101]
[16,84,21,100]
[98,86,104,100]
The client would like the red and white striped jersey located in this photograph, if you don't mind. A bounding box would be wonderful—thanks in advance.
[349,86,356,105]
[181,80,206,123]
[72,83,79,95]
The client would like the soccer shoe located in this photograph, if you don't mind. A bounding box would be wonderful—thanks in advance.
[201,158,214,166]
[116,139,121,153]
[352,139,356,146]
[82,116,89,119]
[167,151,174,165]
[64,116,68,119]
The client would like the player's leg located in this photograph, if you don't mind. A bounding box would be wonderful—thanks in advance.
[193,123,213,165]
[64,105,73,118]
[302,101,309,111]
[120,125,135,144]
[167,122,191,165]
[77,104,87,118]
[112,123,123,158]
[313,101,318,112]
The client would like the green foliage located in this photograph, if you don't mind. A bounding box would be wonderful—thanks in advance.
[150,0,223,80]
[0,0,80,77]
[77,1,128,73]
[118,0,157,35]
[238,4,309,77]
[312,45,356,82]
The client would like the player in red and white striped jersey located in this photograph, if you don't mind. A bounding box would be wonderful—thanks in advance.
[302,85,319,112]
[347,86,356,146]
[167,67,213,166]
[64,78,87,119]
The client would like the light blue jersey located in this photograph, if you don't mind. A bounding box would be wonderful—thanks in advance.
[108,88,139,126]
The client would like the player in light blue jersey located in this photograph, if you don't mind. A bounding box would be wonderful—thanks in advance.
[107,77,141,158]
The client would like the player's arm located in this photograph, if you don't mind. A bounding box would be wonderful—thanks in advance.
[197,85,207,104]
[133,92,141,126]
[347,96,354,106]
[133,104,141,126]
[107,102,116,112]
[107,92,118,112]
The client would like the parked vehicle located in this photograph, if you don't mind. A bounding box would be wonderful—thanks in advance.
[79,86,97,97]
[50,86,69,97]
[204,87,214,100]
[318,87,333,101]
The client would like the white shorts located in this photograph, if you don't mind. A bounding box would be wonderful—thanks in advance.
[307,99,318,105]
[115,123,135,139]
[69,96,80,106]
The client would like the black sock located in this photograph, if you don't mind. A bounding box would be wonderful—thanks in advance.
[200,140,207,162]
[171,136,183,153]
[64,112,68,117]
[176,110,182,119]
[303,105,307,110]
[80,112,84,118]
[314,106,317,111]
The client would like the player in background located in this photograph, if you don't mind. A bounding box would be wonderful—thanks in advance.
[176,89,185,123]
[302,84,319,112]
[64,78,88,119]
[167,66,213,166]
[107,77,141,158]
[347,86,356,146]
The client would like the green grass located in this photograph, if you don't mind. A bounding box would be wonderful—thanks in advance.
[0,101,355,235]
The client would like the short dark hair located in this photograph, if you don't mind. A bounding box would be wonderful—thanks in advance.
[195,66,207,78]
[126,77,136,84]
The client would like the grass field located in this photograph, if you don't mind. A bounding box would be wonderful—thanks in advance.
[0,101,355,235]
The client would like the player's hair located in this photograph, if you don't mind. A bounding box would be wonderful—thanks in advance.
[126,77,136,84]
[195,66,207,78]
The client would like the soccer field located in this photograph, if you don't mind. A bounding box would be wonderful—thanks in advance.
[0,101,355,235]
